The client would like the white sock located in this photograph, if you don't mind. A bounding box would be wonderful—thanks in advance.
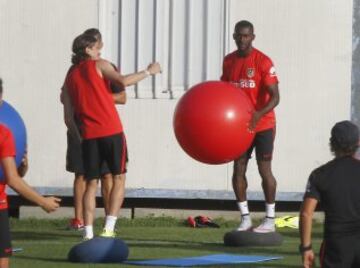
[104,215,118,232]
[266,203,275,218]
[84,225,93,239]
[237,201,250,216]
[237,201,252,229]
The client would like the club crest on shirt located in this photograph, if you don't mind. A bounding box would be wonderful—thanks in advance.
[247,68,255,78]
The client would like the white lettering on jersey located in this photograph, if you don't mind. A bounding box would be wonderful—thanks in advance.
[239,79,256,89]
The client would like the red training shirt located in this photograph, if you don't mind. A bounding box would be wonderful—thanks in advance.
[221,48,279,132]
[65,60,123,139]
[0,124,16,210]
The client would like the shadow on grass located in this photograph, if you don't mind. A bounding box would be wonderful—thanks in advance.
[279,226,323,237]
[12,230,81,241]
[12,255,67,263]
[282,231,323,240]
[125,238,299,257]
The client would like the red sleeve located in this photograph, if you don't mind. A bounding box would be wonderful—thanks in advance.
[0,126,16,159]
[220,59,228,81]
[260,57,279,86]
[221,56,233,82]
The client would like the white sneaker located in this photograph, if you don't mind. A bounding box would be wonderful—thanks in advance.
[236,216,252,231]
[253,217,275,233]
[82,236,92,242]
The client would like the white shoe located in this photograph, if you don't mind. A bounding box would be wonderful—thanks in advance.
[252,217,275,233]
[82,236,92,242]
[236,216,252,231]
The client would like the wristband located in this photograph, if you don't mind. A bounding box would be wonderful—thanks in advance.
[299,244,312,253]
[144,70,151,77]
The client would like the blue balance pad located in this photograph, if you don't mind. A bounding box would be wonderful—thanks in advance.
[125,253,282,267]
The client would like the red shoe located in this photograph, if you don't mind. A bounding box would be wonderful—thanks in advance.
[68,218,84,230]
[187,216,220,228]
[187,216,196,227]
[195,216,220,228]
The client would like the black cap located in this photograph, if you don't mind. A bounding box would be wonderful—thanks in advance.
[331,120,359,148]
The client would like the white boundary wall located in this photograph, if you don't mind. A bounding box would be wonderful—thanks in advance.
[0,0,353,200]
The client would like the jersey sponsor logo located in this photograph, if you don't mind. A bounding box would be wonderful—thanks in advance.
[238,79,256,89]
[269,66,277,77]
[247,68,255,78]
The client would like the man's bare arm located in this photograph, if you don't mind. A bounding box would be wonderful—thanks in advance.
[3,157,61,213]
[249,83,279,131]
[97,59,161,88]
[62,86,81,142]
[299,197,318,247]
[113,91,126,105]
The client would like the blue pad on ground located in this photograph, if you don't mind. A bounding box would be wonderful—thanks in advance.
[125,253,282,267]
[68,237,129,263]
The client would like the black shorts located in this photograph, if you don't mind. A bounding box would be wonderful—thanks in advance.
[244,127,275,161]
[320,234,360,267]
[0,210,12,258]
[82,132,128,180]
[66,131,111,176]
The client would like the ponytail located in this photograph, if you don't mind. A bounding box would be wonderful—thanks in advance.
[71,34,97,65]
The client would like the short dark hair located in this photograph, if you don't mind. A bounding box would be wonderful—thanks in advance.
[83,28,102,42]
[330,120,359,156]
[71,34,97,65]
[234,20,254,33]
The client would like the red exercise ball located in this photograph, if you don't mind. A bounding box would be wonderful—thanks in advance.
[173,81,255,164]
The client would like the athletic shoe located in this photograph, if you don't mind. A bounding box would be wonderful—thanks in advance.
[187,216,196,227]
[188,216,220,228]
[68,218,84,230]
[99,229,116,238]
[82,236,92,241]
[236,215,252,231]
[252,217,275,233]
[194,216,220,228]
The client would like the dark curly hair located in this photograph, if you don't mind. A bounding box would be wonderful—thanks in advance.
[234,20,254,33]
[71,34,97,65]
[330,121,359,156]
[330,138,358,156]
[83,28,102,42]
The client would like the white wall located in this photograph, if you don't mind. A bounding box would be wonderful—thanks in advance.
[227,0,352,193]
[0,0,99,188]
[101,0,353,198]
[0,0,353,200]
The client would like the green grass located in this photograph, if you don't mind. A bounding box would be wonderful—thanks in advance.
[8,216,323,267]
